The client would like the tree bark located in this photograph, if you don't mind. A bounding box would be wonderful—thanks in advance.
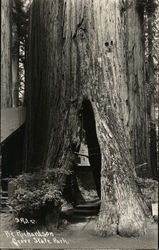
[12,21,19,107]
[146,1,158,179]
[24,0,150,237]
[1,0,12,193]
[1,0,12,108]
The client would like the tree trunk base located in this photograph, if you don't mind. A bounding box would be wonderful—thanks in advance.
[95,201,118,236]
[117,215,146,237]
[96,203,147,237]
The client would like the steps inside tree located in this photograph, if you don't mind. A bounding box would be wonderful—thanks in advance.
[61,199,100,223]
[73,208,98,215]
[76,199,100,208]
[69,215,97,224]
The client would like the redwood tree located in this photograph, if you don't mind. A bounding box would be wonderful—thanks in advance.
[1,0,12,108]
[24,0,150,237]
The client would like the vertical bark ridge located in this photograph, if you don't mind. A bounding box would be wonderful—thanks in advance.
[1,0,12,108]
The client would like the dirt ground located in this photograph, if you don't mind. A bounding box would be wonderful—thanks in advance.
[0,212,158,249]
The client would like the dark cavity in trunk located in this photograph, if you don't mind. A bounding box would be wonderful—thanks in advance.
[82,99,101,198]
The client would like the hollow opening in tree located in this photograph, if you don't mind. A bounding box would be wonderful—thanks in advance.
[82,99,101,199]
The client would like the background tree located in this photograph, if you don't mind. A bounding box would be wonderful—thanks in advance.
[12,0,31,106]
[144,0,159,178]
[1,0,12,192]
[1,0,31,108]
[24,0,152,237]
[1,0,12,108]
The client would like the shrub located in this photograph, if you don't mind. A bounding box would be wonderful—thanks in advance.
[136,177,158,209]
[9,172,63,218]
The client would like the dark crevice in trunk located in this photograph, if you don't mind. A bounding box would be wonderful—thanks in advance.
[150,122,158,180]
[82,99,101,198]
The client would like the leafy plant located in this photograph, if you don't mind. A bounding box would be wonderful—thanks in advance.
[136,177,158,208]
[9,172,63,218]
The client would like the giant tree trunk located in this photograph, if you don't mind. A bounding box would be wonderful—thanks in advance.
[1,0,12,108]
[146,1,158,179]
[1,0,12,190]
[12,22,19,107]
[24,0,150,237]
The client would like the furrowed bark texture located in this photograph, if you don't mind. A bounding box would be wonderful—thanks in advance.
[12,21,19,107]
[25,0,149,236]
[146,4,158,179]
[1,0,12,108]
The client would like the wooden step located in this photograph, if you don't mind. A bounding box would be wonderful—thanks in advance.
[76,201,100,209]
[85,198,100,203]
[72,214,96,219]
[70,215,97,223]
[0,197,8,200]
[0,191,8,194]
[61,208,99,219]
[74,208,99,215]
[62,211,97,222]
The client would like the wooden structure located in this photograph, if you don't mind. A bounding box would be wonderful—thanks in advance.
[1,107,26,142]
[77,142,90,167]
[0,107,26,193]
